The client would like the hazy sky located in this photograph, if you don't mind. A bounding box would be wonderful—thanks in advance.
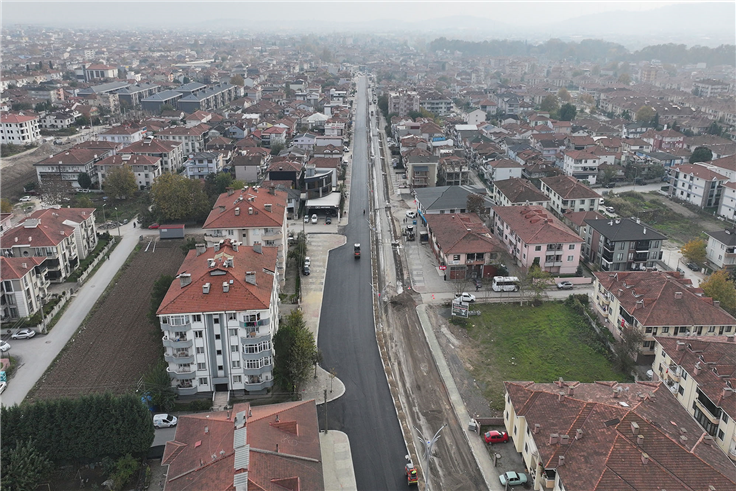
[2,1,681,28]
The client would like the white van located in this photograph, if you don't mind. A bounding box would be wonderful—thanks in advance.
[153,413,178,428]
[492,276,520,292]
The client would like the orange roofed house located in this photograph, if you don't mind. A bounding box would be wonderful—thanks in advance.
[157,239,280,396]
[162,401,324,491]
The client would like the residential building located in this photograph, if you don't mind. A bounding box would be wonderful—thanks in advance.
[156,124,210,154]
[95,153,162,190]
[40,111,78,130]
[141,90,184,114]
[693,79,732,97]
[719,183,736,222]
[438,155,470,186]
[184,152,224,180]
[583,217,665,272]
[406,154,439,188]
[424,213,504,280]
[414,185,494,219]
[388,90,420,117]
[466,109,486,126]
[592,270,736,358]
[97,125,145,145]
[122,137,186,173]
[642,129,685,152]
[157,240,279,396]
[116,82,161,107]
[668,163,727,208]
[77,63,117,82]
[492,205,583,274]
[161,401,324,491]
[420,94,453,116]
[0,213,12,236]
[202,187,289,278]
[492,178,549,208]
[653,336,736,459]
[1,207,97,283]
[0,257,49,322]
[482,159,523,182]
[540,175,601,216]
[562,150,601,184]
[176,83,238,113]
[1,112,41,144]
[705,229,736,272]
[34,148,105,190]
[232,154,263,183]
[260,126,287,149]
[503,380,736,491]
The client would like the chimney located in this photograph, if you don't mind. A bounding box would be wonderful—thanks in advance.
[276,444,279,453]
[233,242,239,252]
[202,282,211,294]
[205,426,209,434]
[219,205,226,213]
[613,387,620,398]
[728,335,735,343]
[264,203,272,212]
[223,281,229,293]
[674,291,683,299]
[179,273,192,287]
[643,228,647,234]
[637,434,645,446]
[641,452,649,465]
[227,187,234,196]
[567,386,575,396]
[703,434,714,446]
[723,387,733,398]
[694,362,702,375]
[276,414,279,422]
[214,243,220,252]
[631,422,639,435]
[560,434,570,445]
[248,207,253,215]
[714,300,720,308]
[534,424,540,434]
[558,456,565,467]
[235,207,240,216]
[558,391,564,402]
[245,271,256,285]
[549,433,559,445]
[253,242,262,254]
[195,243,206,256]
[676,341,685,351]
[575,429,583,440]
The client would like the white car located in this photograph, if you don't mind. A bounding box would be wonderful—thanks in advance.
[153,413,178,428]
[11,328,36,340]
[304,257,311,268]
[455,292,476,303]
[406,210,417,219]
[0,340,10,352]
[311,214,318,224]
[19,196,32,202]
[304,215,310,223]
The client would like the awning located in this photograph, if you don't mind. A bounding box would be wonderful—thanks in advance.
[306,192,341,209]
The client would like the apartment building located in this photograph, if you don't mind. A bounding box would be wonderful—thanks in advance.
[1,112,41,144]
[492,178,549,207]
[116,82,161,107]
[540,175,601,216]
[693,79,731,97]
[140,90,184,114]
[77,63,117,82]
[562,150,601,184]
[184,152,224,179]
[503,380,736,491]
[492,205,583,275]
[482,159,523,182]
[97,125,146,145]
[95,153,162,190]
[705,229,736,271]
[438,155,471,186]
[35,148,106,190]
[0,257,50,322]
[156,124,210,154]
[157,240,280,396]
[176,83,238,114]
[202,186,289,279]
[388,90,420,117]
[419,94,453,116]
[668,163,726,209]
[121,137,186,173]
[583,217,665,272]
[592,270,736,358]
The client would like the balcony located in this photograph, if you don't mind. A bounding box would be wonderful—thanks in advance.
[667,364,681,381]
[242,348,273,360]
[165,351,195,364]
[167,367,196,380]
[160,321,191,332]
[243,365,271,376]
[176,386,198,396]
[694,399,720,424]
[244,380,273,391]
[162,336,193,349]
[262,230,283,241]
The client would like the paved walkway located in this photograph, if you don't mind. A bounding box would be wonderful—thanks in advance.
[320,431,356,491]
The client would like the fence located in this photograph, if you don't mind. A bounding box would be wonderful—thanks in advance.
[30,290,71,334]
[75,238,117,286]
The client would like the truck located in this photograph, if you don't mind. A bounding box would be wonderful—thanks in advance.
[354,243,361,258]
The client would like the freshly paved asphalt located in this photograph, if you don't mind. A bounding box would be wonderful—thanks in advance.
[317,76,407,490]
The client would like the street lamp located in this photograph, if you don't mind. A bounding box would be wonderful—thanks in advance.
[115,207,121,237]
[101,203,106,223]
[414,424,447,491]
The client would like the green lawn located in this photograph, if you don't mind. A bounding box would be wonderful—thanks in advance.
[464,302,628,411]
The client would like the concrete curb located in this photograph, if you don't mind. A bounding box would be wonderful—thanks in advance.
[320,430,357,491]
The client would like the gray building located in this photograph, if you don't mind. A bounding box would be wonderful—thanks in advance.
[583,217,666,272]
[414,185,494,222]
[159,224,185,240]
[141,90,183,114]
[177,83,238,114]
[117,83,161,107]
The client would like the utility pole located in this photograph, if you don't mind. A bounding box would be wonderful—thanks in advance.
[324,389,328,434]
[115,207,121,236]
[414,424,447,491]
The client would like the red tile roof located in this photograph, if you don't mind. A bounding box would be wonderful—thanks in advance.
[203,188,288,231]
[122,138,183,154]
[0,256,46,279]
[36,148,100,166]
[541,175,601,200]
[493,205,582,245]
[673,163,728,181]
[425,213,503,255]
[493,178,549,204]
[2,208,95,248]
[1,113,37,124]
[94,154,160,168]
[157,123,210,137]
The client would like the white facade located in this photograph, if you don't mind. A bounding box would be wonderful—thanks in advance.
[1,113,41,144]
[466,109,486,126]
[563,152,600,185]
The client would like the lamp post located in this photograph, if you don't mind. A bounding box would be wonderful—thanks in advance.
[414,424,447,491]
[115,207,121,237]
[101,203,106,223]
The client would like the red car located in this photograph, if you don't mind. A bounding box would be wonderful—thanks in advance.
[484,430,509,444]
[148,223,160,229]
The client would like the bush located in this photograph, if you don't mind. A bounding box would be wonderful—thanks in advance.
[111,454,139,491]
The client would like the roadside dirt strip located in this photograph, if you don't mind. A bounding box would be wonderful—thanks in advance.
[27,240,185,402]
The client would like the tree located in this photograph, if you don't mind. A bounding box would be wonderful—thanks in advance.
[558,103,577,121]
[149,274,174,323]
[1,198,12,213]
[40,179,69,206]
[230,74,245,86]
[523,263,554,305]
[1,439,53,491]
[270,142,284,156]
[150,173,210,222]
[77,172,92,190]
[689,146,713,164]
[557,87,571,102]
[617,73,631,85]
[142,361,177,413]
[73,195,94,209]
[539,95,559,114]
[635,106,655,124]
[466,193,487,216]
[273,309,319,394]
[106,166,137,200]
[599,166,618,186]
[680,238,706,264]
[612,325,643,374]
[706,121,723,136]
[701,270,736,314]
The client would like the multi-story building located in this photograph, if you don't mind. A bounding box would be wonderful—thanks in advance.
[202,187,289,279]
[492,178,549,207]
[97,125,146,145]
[157,240,280,396]
[438,155,470,186]
[40,111,78,130]
[653,336,736,460]
[184,152,224,180]
[419,93,453,116]
[1,207,97,283]
[121,137,186,173]
[406,155,439,188]
[693,79,732,97]
[115,82,161,107]
[492,205,583,275]
[482,159,523,182]
[705,229,736,272]
[592,270,736,358]
[583,217,665,272]
[95,153,162,190]
[503,380,736,491]
[156,124,210,154]
[77,63,117,82]
[34,148,106,190]
[562,150,601,184]
[140,90,184,114]
[540,175,601,216]
[0,257,49,322]
[668,163,726,208]
[1,112,41,144]
[176,83,238,114]
[388,90,420,117]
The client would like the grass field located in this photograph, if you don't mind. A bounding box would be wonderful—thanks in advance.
[464,302,628,411]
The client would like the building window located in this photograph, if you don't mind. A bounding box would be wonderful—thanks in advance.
[524,443,528,453]
[662,327,669,333]
[232,360,241,368]
[199,378,208,385]
[231,345,238,352]
[229,329,238,337]
[216,349,222,355]
[228,313,237,320]
[646,327,653,333]
[218,365,223,371]
[215,334,221,340]
[233,375,242,383]
[197,362,206,370]
[723,413,729,424]
[567,255,574,261]
[569,244,575,250]
[718,429,724,440]
[535,245,541,251]
[708,326,715,333]
[196,347,204,354]
[194,331,203,338]
[453,255,460,261]
[678,385,684,396]
[192,314,202,322]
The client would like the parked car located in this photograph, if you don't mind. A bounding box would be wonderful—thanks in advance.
[605,207,615,214]
[455,292,476,303]
[499,471,528,487]
[304,214,310,223]
[687,262,700,271]
[11,328,36,340]
[406,210,417,219]
[148,223,160,229]
[303,265,311,276]
[19,196,32,202]
[483,430,509,444]
[153,413,178,428]
[0,340,10,352]
[604,182,616,188]
[311,214,318,224]
[325,216,332,225]
[557,281,574,290]
[474,278,483,289]
[304,257,311,268]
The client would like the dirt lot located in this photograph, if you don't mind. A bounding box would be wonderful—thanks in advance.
[28,240,185,402]
[1,142,60,199]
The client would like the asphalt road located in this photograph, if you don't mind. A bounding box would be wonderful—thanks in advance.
[317,76,408,490]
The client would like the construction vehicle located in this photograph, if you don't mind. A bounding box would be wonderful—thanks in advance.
[405,461,418,485]
[354,243,361,258]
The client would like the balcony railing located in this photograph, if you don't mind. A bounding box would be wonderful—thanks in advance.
[176,386,198,396]
[165,352,195,364]
[167,367,196,380]
[162,336,193,348]
[160,321,191,332]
